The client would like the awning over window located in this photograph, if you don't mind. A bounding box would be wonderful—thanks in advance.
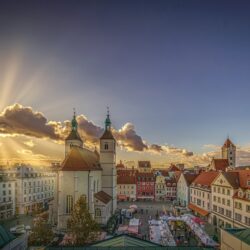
[188,203,209,217]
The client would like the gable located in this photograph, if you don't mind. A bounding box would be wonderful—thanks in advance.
[212,174,232,188]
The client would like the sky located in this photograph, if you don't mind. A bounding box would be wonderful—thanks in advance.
[0,0,250,167]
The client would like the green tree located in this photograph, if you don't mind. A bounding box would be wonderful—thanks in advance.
[67,195,100,245]
[28,216,54,246]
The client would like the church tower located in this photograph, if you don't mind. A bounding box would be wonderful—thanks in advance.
[222,137,236,167]
[65,110,83,156]
[100,109,117,213]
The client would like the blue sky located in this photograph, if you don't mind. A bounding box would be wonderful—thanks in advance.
[0,0,250,165]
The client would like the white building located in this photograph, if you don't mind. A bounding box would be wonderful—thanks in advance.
[57,111,116,230]
[189,171,219,223]
[211,170,250,229]
[0,175,15,220]
[0,165,56,215]
[117,173,136,201]
[177,172,198,207]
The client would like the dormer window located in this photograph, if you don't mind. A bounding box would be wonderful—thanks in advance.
[238,191,243,198]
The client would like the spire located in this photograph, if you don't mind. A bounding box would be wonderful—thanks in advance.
[105,106,111,131]
[100,107,115,140]
[71,108,78,131]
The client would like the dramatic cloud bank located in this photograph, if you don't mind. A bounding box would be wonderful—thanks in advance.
[0,103,195,157]
[5,103,250,167]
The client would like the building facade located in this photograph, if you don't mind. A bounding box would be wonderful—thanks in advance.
[136,172,155,200]
[117,174,136,201]
[1,165,56,215]
[211,170,250,229]
[165,176,177,201]
[155,175,166,201]
[177,173,198,207]
[0,175,15,220]
[189,171,219,223]
[57,111,116,230]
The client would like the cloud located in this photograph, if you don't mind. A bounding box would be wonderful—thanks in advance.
[115,123,148,151]
[0,103,61,140]
[0,103,201,165]
[23,140,35,148]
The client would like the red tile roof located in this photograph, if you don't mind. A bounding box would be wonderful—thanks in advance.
[192,171,219,187]
[228,169,250,189]
[61,146,102,171]
[138,161,151,168]
[222,172,240,188]
[212,159,229,171]
[184,173,199,186]
[165,177,177,186]
[136,172,155,181]
[174,171,182,182]
[117,169,138,177]
[116,160,125,169]
[223,138,235,148]
[168,164,180,172]
[117,175,136,184]
[94,191,112,204]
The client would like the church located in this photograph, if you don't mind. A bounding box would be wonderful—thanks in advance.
[56,110,117,230]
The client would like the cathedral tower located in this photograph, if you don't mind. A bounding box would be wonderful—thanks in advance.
[222,137,236,167]
[65,110,83,156]
[100,109,117,213]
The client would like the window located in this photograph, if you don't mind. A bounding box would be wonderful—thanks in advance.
[197,199,201,206]
[95,208,101,217]
[213,196,216,202]
[213,205,217,212]
[213,186,216,193]
[226,210,232,218]
[104,143,109,150]
[66,195,73,214]
[219,207,224,215]
[235,213,242,222]
[227,189,230,196]
[227,200,230,206]
[245,217,250,226]
[246,205,250,212]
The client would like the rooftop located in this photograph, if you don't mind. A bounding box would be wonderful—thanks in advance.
[224,228,250,246]
[192,171,219,187]
[94,191,112,204]
[0,225,15,248]
[61,146,102,171]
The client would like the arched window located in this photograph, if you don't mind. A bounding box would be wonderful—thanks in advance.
[66,195,73,214]
[95,208,101,217]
